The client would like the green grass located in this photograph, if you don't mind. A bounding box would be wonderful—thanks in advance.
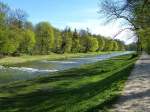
[0,51,113,66]
[0,54,137,112]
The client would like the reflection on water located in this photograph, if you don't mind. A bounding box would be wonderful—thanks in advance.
[0,52,133,83]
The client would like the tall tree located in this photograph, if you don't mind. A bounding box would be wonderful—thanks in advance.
[88,37,99,52]
[61,28,72,53]
[95,35,105,51]
[35,22,54,54]
[0,29,20,55]
[18,29,36,54]
[99,0,150,53]
[72,29,80,53]
[112,41,119,51]
[53,28,62,53]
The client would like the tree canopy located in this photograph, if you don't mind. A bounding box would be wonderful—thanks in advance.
[99,0,150,53]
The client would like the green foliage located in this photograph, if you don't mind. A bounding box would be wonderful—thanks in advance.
[97,36,105,51]
[87,37,99,52]
[79,35,100,52]
[53,28,62,53]
[35,22,54,54]
[112,41,118,51]
[103,39,113,51]
[0,13,5,28]
[62,28,73,53]
[71,29,80,53]
[79,34,88,52]
[0,1,126,56]
[18,30,36,54]
[138,28,150,54]
[0,29,20,55]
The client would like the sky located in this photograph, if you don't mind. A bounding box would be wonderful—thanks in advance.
[2,0,135,44]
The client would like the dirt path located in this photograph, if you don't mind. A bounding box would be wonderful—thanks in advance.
[112,53,150,112]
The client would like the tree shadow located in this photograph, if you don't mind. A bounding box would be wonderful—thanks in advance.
[116,89,150,105]
[0,64,133,112]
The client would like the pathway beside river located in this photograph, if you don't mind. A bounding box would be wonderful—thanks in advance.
[112,53,150,112]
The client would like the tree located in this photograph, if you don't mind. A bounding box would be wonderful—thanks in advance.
[35,22,54,54]
[81,36,99,52]
[95,35,105,51]
[0,29,20,55]
[79,33,88,52]
[8,8,27,29]
[53,28,62,53]
[117,40,125,51]
[138,28,150,53]
[126,42,137,51]
[24,21,34,30]
[61,28,72,53]
[18,29,36,54]
[88,37,99,52]
[103,39,113,51]
[71,29,80,53]
[99,0,150,53]
[112,41,118,51]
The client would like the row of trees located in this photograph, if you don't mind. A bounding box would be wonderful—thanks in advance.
[0,2,125,56]
[99,0,150,54]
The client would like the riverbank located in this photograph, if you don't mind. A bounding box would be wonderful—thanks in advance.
[0,54,137,112]
[0,51,116,66]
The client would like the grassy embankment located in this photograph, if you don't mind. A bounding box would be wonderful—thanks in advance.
[0,51,113,66]
[0,54,137,112]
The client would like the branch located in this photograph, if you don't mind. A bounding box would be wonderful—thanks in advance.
[113,27,134,39]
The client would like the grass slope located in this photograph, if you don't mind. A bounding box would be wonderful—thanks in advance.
[0,54,137,112]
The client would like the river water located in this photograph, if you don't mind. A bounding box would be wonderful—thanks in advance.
[0,52,133,83]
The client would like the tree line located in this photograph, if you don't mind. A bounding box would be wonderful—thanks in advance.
[0,2,125,56]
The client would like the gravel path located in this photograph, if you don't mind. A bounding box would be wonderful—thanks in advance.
[112,53,150,112]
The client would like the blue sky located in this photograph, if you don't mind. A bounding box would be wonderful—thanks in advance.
[1,0,134,44]
[2,0,99,28]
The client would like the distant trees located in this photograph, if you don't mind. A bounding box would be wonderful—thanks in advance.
[35,22,54,54]
[87,37,99,52]
[0,29,20,55]
[112,41,118,51]
[53,28,62,53]
[18,30,35,54]
[96,36,105,51]
[61,28,72,53]
[103,39,113,51]
[71,29,80,53]
[126,42,137,51]
[0,1,126,56]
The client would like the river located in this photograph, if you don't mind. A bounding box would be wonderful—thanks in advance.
[0,51,133,83]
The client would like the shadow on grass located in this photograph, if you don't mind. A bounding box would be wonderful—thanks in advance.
[85,64,134,112]
[0,63,134,112]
